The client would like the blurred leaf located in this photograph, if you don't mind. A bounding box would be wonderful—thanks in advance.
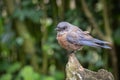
[16,37,24,46]
[40,18,53,27]
[95,59,104,67]
[22,0,32,7]
[114,27,120,45]
[76,53,86,63]
[6,62,21,73]
[0,73,12,80]
[49,64,56,75]
[44,76,55,80]
[95,1,103,12]
[1,31,14,44]
[72,19,80,26]
[13,9,43,23]
[54,71,64,80]
[0,18,3,34]
[18,66,40,80]
[0,61,10,71]
[86,51,99,64]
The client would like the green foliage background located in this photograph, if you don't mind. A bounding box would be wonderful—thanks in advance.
[0,0,120,80]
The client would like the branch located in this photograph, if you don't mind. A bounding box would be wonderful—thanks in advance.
[101,0,118,79]
[80,0,105,39]
[101,0,112,40]
[66,53,114,80]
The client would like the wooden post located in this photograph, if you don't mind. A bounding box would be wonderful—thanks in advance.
[66,53,114,80]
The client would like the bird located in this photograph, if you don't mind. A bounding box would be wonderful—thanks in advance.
[55,22,111,53]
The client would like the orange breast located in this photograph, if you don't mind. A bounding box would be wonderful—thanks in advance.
[57,34,81,51]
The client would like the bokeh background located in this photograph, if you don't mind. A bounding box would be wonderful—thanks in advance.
[0,0,120,80]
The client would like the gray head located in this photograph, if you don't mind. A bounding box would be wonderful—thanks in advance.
[55,22,72,32]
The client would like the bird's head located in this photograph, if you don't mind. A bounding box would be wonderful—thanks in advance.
[55,22,71,32]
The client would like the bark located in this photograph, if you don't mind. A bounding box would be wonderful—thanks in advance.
[66,53,114,80]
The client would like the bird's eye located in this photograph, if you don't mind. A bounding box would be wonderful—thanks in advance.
[63,26,66,30]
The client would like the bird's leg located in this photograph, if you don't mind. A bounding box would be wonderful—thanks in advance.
[68,50,76,54]
[67,51,75,57]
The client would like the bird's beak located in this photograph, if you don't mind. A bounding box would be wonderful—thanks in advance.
[55,27,59,31]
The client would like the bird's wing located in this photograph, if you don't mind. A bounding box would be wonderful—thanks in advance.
[66,30,111,49]
[83,31,90,34]
[67,31,98,46]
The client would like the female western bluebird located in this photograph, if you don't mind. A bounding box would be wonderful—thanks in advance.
[55,22,111,52]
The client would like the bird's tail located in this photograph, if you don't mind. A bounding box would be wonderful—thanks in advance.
[92,39,111,49]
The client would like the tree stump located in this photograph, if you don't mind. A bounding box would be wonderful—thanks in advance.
[66,53,114,80]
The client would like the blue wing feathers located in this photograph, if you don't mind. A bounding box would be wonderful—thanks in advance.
[67,33,111,49]
[93,39,110,44]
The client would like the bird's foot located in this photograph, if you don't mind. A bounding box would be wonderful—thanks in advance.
[68,51,76,54]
